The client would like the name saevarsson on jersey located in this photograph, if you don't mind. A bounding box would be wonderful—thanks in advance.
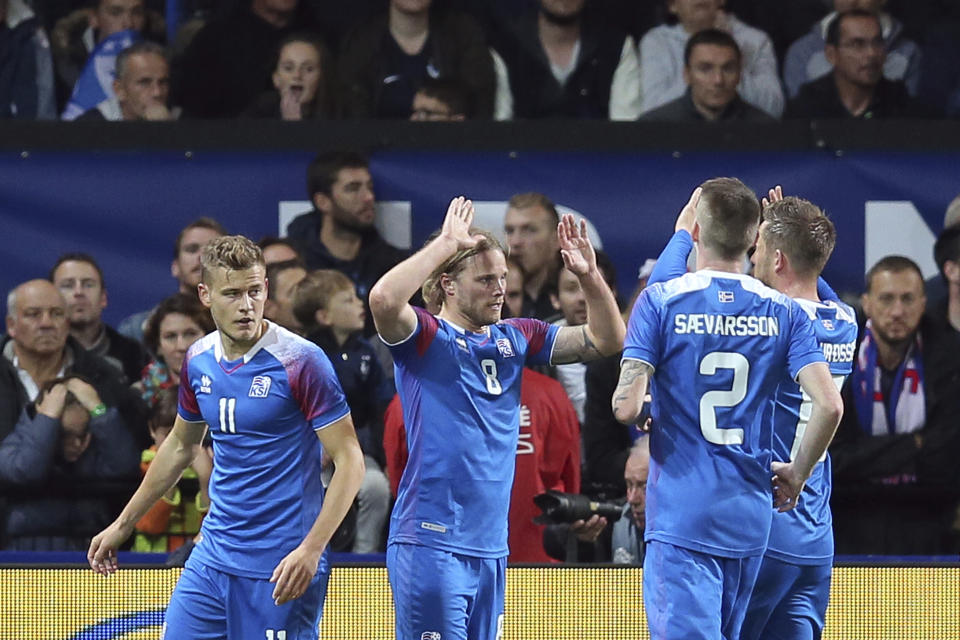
[820,340,856,363]
[673,313,780,337]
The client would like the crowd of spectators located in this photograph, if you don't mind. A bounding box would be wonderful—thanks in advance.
[3,0,960,121]
[3,147,957,560]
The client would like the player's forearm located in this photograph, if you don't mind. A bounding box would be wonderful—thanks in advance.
[793,400,843,478]
[115,430,196,530]
[612,362,650,424]
[370,235,459,315]
[581,269,625,356]
[300,440,366,554]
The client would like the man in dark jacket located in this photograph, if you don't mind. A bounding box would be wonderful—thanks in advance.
[1,279,148,447]
[786,9,923,118]
[286,151,408,336]
[490,0,640,119]
[337,0,495,118]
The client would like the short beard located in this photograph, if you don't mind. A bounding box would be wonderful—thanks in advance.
[540,6,582,26]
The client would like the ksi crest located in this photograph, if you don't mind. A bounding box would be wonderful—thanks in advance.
[496,338,515,358]
[248,375,272,398]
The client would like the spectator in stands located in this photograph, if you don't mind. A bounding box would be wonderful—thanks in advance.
[782,0,920,100]
[641,29,775,122]
[0,375,140,550]
[338,0,495,119]
[0,0,56,119]
[925,196,960,308]
[931,225,960,336]
[175,0,326,118]
[830,256,960,554]
[503,192,562,320]
[137,293,214,408]
[257,236,301,265]
[77,41,173,121]
[489,0,641,120]
[409,76,467,120]
[263,259,307,333]
[132,387,211,552]
[286,151,408,336]
[639,0,783,118]
[548,252,618,423]
[916,19,960,117]
[1,279,147,447]
[611,438,649,565]
[786,10,919,119]
[503,256,526,319]
[118,217,225,343]
[50,253,147,385]
[50,0,162,110]
[293,269,392,553]
[243,31,336,120]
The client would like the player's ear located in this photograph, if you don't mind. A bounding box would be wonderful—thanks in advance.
[691,220,701,243]
[197,282,212,308]
[773,249,786,273]
[440,274,456,297]
[549,292,560,310]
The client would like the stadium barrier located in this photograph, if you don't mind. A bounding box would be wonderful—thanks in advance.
[1,562,957,639]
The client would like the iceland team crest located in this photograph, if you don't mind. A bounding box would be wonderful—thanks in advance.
[248,375,272,398]
[496,338,515,358]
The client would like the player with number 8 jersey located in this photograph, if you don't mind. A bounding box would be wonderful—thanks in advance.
[370,197,624,640]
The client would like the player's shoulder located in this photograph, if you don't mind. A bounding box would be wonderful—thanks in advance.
[185,331,219,363]
[259,322,332,369]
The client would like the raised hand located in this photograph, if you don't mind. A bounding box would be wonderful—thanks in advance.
[762,185,783,210]
[440,196,479,251]
[675,187,702,234]
[557,214,596,277]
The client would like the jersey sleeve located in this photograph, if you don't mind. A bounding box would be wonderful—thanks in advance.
[177,351,204,423]
[647,230,693,286]
[623,286,663,368]
[385,306,440,366]
[502,317,559,366]
[290,346,351,431]
[786,301,827,381]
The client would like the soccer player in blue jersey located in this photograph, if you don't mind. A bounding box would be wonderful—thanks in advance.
[612,178,844,640]
[741,189,858,640]
[369,196,624,640]
[88,235,365,639]
[648,186,858,639]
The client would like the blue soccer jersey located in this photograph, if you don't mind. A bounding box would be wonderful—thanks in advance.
[178,321,350,578]
[624,271,824,557]
[386,307,558,557]
[764,296,857,564]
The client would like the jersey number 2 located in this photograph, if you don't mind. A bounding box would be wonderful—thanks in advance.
[698,352,748,446]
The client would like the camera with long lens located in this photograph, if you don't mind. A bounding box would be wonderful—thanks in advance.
[533,490,623,525]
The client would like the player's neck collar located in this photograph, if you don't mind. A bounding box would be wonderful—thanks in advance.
[438,316,489,336]
[215,321,276,364]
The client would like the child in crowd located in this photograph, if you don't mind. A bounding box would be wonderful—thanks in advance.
[132,388,211,553]
[293,269,393,553]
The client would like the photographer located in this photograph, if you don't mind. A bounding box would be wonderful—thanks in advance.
[542,438,649,564]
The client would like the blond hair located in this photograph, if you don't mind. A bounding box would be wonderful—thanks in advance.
[200,235,264,283]
[421,229,505,311]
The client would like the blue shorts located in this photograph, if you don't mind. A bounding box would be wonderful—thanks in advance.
[740,555,831,640]
[387,542,505,640]
[643,540,763,640]
[163,556,329,640]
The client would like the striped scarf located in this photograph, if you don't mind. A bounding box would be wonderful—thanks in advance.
[851,320,925,436]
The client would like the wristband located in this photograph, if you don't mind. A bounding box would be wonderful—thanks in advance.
[89,403,108,418]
